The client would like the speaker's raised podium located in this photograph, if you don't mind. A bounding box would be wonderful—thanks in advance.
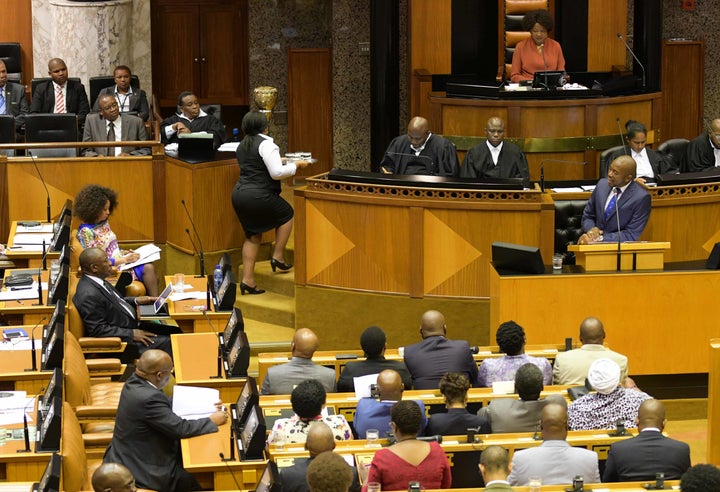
[568,242,671,272]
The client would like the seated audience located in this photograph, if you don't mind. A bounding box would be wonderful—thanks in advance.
[74,184,158,296]
[686,118,720,172]
[261,328,336,395]
[364,401,452,491]
[553,317,629,386]
[379,116,459,177]
[82,94,150,157]
[73,248,172,360]
[606,120,677,183]
[337,325,412,393]
[92,65,150,121]
[160,91,226,149]
[681,464,720,492]
[267,379,352,444]
[568,358,652,431]
[603,399,691,482]
[30,58,90,129]
[460,117,529,182]
[508,403,600,486]
[307,451,355,492]
[355,369,426,439]
[478,321,552,387]
[403,310,478,390]
[479,363,565,433]
[425,372,489,436]
[91,462,136,492]
[479,446,514,491]
[280,423,360,492]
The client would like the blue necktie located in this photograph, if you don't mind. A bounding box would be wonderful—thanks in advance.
[0,91,7,115]
[604,188,621,221]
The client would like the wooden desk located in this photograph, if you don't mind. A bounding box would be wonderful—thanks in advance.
[165,276,231,333]
[568,242,671,272]
[4,222,60,269]
[180,419,266,490]
[0,327,51,394]
[490,267,720,375]
[171,333,246,402]
[425,483,679,491]
[0,401,53,482]
[0,270,55,326]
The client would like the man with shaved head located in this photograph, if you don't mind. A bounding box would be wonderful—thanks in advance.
[104,350,228,491]
[460,116,529,182]
[260,328,336,395]
[603,399,691,482]
[354,369,427,438]
[403,310,478,389]
[280,423,361,492]
[479,445,514,490]
[73,247,172,360]
[30,58,90,129]
[553,317,629,385]
[508,403,600,486]
[379,116,459,176]
[686,117,720,172]
[578,155,651,244]
[92,462,136,492]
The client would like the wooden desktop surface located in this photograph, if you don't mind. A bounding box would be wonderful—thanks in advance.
[4,221,60,269]
[166,276,231,333]
[0,401,53,482]
[0,270,55,325]
[0,325,49,394]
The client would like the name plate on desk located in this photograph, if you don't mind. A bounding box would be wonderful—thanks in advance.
[567,242,671,272]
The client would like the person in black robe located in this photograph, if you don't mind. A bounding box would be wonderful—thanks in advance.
[460,116,529,183]
[160,91,226,149]
[685,117,720,172]
[380,116,459,177]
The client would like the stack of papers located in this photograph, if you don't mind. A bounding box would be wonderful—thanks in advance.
[119,244,161,271]
[172,386,220,420]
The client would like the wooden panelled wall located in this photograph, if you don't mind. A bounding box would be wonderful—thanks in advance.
[1,1,33,82]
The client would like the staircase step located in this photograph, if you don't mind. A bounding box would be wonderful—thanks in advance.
[235,290,295,328]
[250,261,296,297]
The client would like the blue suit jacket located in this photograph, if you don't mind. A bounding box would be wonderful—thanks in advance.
[581,179,651,242]
[353,398,427,438]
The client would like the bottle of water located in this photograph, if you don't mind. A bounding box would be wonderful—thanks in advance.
[230,128,240,142]
[213,264,223,291]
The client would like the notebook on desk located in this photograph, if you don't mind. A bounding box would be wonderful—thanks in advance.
[138,282,173,318]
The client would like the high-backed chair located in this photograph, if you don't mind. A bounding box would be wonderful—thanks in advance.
[89,74,141,109]
[60,401,112,492]
[24,113,78,157]
[599,145,625,177]
[498,0,549,81]
[0,42,22,83]
[657,138,690,173]
[201,103,222,125]
[30,77,82,97]
[0,114,15,156]
[554,199,589,265]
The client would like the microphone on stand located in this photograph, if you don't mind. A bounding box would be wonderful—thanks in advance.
[614,187,622,272]
[538,159,588,192]
[29,151,52,223]
[616,117,628,155]
[616,33,646,88]
[25,316,47,372]
[17,386,45,453]
[181,199,206,277]
[219,452,240,480]
[202,310,224,379]
[541,43,549,90]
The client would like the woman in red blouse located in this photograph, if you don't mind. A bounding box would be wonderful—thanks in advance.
[510,9,566,83]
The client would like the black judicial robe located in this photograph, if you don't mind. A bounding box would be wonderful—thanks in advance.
[160,113,227,149]
[380,134,459,177]
[685,133,717,172]
[460,140,529,181]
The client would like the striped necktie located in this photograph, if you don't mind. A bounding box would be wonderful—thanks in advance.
[0,90,6,115]
[54,84,65,113]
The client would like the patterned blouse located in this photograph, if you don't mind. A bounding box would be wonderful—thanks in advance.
[267,414,353,444]
[77,221,140,280]
[477,354,553,387]
[567,386,652,431]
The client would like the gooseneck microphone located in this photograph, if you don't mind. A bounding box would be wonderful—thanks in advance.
[615,187,622,272]
[181,199,206,277]
[616,117,628,155]
[219,452,241,484]
[29,151,52,223]
[202,310,224,379]
[616,33,646,88]
[25,316,47,372]
[18,386,45,453]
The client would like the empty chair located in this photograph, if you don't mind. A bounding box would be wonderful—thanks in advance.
[0,42,22,82]
[658,138,690,174]
[0,114,15,156]
[24,113,78,157]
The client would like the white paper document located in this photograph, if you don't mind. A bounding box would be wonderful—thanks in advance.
[16,224,53,233]
[119,243,161,271]
[353,374,379,399]
[12,233,54,245]
[172,385,220,420]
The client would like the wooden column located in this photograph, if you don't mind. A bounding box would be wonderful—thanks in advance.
[708,338,720,463]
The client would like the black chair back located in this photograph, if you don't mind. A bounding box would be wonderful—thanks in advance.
[599,145,625,177]
[31,77,82,98]
[0,43,22,82]
[89,75,140,109]
[25,113,78,157]
[0,114,16,156]
[657,138,690,173]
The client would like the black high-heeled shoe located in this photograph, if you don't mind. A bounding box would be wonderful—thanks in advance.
[270,258,293,272]
[240,282,265,295]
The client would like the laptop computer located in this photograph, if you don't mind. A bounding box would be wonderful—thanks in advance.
[178,132,215,163]
[138,282,173,318]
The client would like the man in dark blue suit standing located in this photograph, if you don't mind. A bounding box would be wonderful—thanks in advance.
[578,155,651,244]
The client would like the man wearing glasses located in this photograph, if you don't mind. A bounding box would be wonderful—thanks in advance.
[686,117,720,172]
[82,94,150,157]
[460,116,530,183]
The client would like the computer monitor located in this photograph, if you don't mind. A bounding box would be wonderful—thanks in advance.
[253,461,281,492]
[39,368,62,420]
[42,325,64,371]
[178,133,215,163]
[532,70,565,89]
[33,452,61,492]
[37,397,61,452]
[237,405,266,460]
[50,213,71,252]
[42,300,65,344]
[224,329,250,378]
[215,271,237,311]
[57,244,70,266]
[48,263,69,305]
[232,377,259,429]
[491,241,545,275]
[222,307,245,353]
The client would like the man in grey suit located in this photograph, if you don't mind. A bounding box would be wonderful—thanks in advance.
[479,446,515,491]
[82,94,149,157]
[0,60,28,139]
[508,403,600,486]
[260,328,336,395]
[479,363,566,433]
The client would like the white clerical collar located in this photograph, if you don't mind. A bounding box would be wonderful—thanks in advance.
[178,108,208,122]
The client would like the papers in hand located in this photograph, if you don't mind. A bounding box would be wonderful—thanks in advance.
[172,385,221,420]
[119,243,161,271]
[354,374,379,399]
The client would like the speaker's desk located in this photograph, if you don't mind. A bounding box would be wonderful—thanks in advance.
[180,419,266,491]
[490,265,720,375]
[165,276,231,333]
[171,332,246,403]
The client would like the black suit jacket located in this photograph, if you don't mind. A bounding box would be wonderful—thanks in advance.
[104,373,219,492]
[93,86,150,122]
[425,407,490,436]
[337,357,413,392]
[607,147,678,179]
[1,81,28,130]
[403,336,479,390]
[280,457,361,492]
[685,133,716,172]
[30,79,90,127]
[603,430,691,482]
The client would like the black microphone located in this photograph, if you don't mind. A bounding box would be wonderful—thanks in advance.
[614,187,622,271]
[218,453,241,487]
[33,266,43,307]
[541,43,549,90]
[181,200,206,277]
[202,310,224,379]
[382,152,435,175]
[29,151,51,223]
[538,159,588,192]
[417,435,442,443]
[206,274,213,314]
[18,386,45,453]
[616,117,628,155]
[616,33,646,88]
[25,316,47,372]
